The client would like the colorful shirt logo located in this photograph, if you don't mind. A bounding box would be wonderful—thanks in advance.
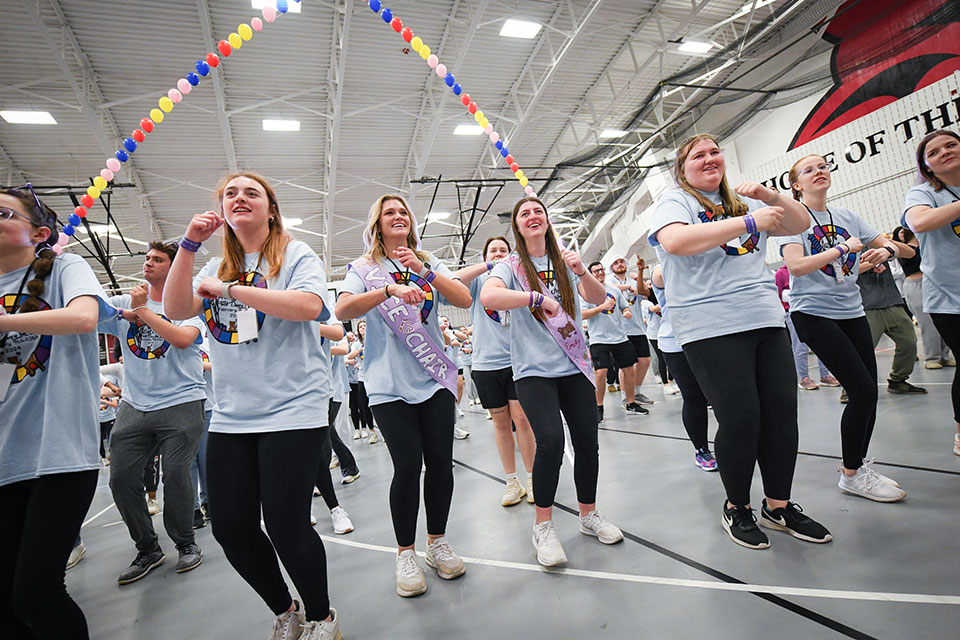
[204,270,268,344]
[807,224,856,279]
[601,292,616,315]
[391,271,435,324]
[126,315,171,360]
[529,269,559,315]
[1,293,52,384]
[697,205,760,256]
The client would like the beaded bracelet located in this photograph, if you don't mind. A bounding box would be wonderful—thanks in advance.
[179,237,201,252]
[743,214,757,235]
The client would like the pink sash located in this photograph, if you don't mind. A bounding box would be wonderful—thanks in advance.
[348,258,457,396]
[508,254,595,387]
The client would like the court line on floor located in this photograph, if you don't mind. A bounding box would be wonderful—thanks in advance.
[597,427,960,477]
[82,502,115,528]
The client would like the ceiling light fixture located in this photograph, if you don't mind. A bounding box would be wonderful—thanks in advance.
[599,129,629,139]
[454,124,484,136]
[500,19,542,39]
[0,110,57,125]
[262,119,300,132]
[678,40,713,54]
[252,0,301,13]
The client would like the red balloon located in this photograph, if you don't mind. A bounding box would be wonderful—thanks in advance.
[140,118,155,133]
[81,194,94,208]
[510,162,519,172]
[468,102,477,114]
[391,17,403,32]
[206,53,220,67]
[74,206,88,218]
[132,129,146,143]
[460,93,470,106]
[218,40,232,57]
[401,27,413,42]
[505,155,514,165]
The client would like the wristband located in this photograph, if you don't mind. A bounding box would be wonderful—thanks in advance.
[883,245,896,259]
[485,261,494,272]
[574,269,586,277]
[743,214,757,235]
[383,283,392,298]
[837,242,849,255]
[220,281,238,300]
[423,269,437,283]
[530,292,544,309]
[529,292,534,308]
[179,237,201,252]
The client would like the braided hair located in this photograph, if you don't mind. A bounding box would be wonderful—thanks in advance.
[1,188,60,313]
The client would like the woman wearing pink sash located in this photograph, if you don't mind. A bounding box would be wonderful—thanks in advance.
[336,195,471,598]
[481,196,624,568]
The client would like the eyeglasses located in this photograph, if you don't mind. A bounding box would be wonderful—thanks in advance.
[590,268,605,275]
[0,206,36,225]
[797,162,835,177]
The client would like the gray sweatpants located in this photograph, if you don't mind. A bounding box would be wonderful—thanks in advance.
[110,399,205,552]
[903,277,953,363]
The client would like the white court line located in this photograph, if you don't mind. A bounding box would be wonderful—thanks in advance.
[318,535,960,606]
[82,502,115,528]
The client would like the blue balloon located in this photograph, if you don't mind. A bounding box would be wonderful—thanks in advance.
[123,138,137,153]
[68,213,81,226]
[186,72,200,86]
[444,73,455,87]
[115,150,129,162]
[500,147,509,158]
[277,0,288,13]
[382,8,392,22]
[63,224,75,236]
[195,61,210,77]
[369,0,381,11]
[452,83,462,95]
[495,140,503,150]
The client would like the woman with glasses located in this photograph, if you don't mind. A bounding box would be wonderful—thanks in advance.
[0,187,110,639]
[650,135,831,551]
[781,155,907,502]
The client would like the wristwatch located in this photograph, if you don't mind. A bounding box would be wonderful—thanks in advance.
[220,281,239,300]
[884,246,896,259]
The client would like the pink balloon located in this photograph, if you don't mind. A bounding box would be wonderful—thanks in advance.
[251,17,263,31]
[427,54,438,68]
[52,244,64,255]
[524,186,534,196]
[484,124,493,134]
[106,158,121,172]
[168,89,183,104]
[435,63,447,77]
[489,132,499,143]
[57,232,70,246]
[100,168,114,182]
[262,6,277,22]
[177,78,192,94]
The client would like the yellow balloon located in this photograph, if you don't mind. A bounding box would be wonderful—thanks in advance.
[87,186,101,199]
[480,118,489,129]
[93,176,107,190]
[474,110,484,123]
[228,33,243,49]
[516,170,524,179]
[150,108,164,123]
[419,44,431,59]
[238,24,253,40]
[159,97,174,113]
[411,36,423,52]
[519,176,529,187]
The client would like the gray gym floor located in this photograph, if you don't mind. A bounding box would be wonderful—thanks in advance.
[68,342,960,639]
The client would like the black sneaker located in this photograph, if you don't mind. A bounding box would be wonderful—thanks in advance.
[193,508,206,529]
[118,549,165,585]
[175,543,203,573]
[624,402,649,415]
[597,406,604,423]
[758,499,832,544]
[887,379,927,395]
[720,502,770,550]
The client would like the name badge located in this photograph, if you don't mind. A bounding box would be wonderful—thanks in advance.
[236,307,259,342]
[0,362,15,402]
[832,258,846,284]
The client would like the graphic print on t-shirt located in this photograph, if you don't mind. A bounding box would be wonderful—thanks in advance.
[204,270,267,344]
[127,317,171,360]
[808,223,856,278]
[697,204,759,256]
[390,271,435,324]
[1,293,52,384]
[601,292,616,315]
[529,269,561,316]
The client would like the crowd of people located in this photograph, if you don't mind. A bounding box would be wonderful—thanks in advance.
[2,128,958,640]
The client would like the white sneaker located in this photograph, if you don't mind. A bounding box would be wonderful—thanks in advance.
[147,498,160,516]
[485,411,492,420]
[501,477,527,506]
[838,466,906,502]
[66,542,86,570]
[532,520,567,567]
[368,430,380,445]
[330,506,354,535]
[954,433,960,457]
[425,536,466,579]
[526,476,535,504]
[313,486,321,497]
[861,458,900,487]
[329,455,339,470]
[268,600,305,640]
[664,382,680,395]
[395,549,427,597]
[310,511,318,526]
[352,430,361,440]
[457,408,465,418]
[579,510,624,544]
[297,608,342,640]
[340,471,360,485]
[454,426,470,440]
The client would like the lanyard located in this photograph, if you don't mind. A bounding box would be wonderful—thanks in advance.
[802,203,837,247]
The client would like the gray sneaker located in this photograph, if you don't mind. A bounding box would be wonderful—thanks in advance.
[175,543,203,573]
[117,549,165,585]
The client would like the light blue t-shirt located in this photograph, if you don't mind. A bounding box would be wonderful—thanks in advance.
[98,373,119,422]
[1,254,110,486]
[611,275,645,336]
[460,339,472,367]
[777,205,879,319]
[649,188,785,345]
[642,299,661,341]
[468,274,512,371]
[319,295,347,405]
[193,240,332,433]
[443,330,463,369]
[489,253,584,381]
[199,333,217,412]
[99,294,206,412]
[651,283,681,353]
[340,255,457,406]
[583,282,630,345]
[331,342,349,404]
[355,340,365,383]
[345,340,359,384]
[903,182,960,314]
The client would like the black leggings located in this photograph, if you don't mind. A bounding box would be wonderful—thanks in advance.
[515,373,599,508]
[326,401,358,476]
[0,470,98,640]
[348,383,364,431]
[792,312,878,469]
[371,390,455,547]
[683,328,798,506]
[931,313,960,423]
[357,382,375,430]
[649,338,672,382]
[99,419,114,458]
[661,350,709,451]
[206,428,330,622]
